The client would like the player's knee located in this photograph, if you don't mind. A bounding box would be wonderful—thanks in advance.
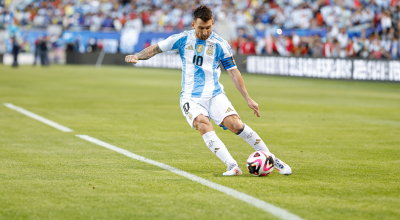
[222,115,243,133]
[197,123,210,133]
[194,115,212,132]
[231,120,244,133]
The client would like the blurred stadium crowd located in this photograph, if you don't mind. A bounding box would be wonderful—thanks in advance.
[1,0,400,59]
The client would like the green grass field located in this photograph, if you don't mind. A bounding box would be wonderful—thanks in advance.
[1,64,399,220]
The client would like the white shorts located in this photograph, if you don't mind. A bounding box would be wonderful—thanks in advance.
[180,93,240,128]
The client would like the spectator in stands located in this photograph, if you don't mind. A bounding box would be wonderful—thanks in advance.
[370,36,383,58]
[299,42,309,56]
[381,11,393,31]
[331,39,341,58]
[314,40,324,57]
[323,38,334,57]
[102,15,113,30]
[240,37,256,55]
[11,36,20,67]
[347,39,356,57]
[33,36,41,65]
[360,46,370,58]
[40,37,49,66]
[337,29,349,57]
[264,32,275,55]
[285,36,295,56]
[390,36,399,58]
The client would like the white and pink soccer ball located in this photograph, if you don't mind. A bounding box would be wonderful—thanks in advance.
[246,151,274,176]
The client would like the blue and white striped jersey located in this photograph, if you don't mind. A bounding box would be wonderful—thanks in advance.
[158,30,237,99]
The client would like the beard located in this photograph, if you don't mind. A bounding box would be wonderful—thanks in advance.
[197,33,211,40]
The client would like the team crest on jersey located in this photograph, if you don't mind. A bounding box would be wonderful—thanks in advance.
[206,45,213,56]
[196,45,204,53]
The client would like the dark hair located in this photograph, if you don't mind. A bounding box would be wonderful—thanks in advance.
[193,5,213,22]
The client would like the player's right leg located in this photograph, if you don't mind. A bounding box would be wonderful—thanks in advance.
[180,98,241,176]
[193,115,241,176]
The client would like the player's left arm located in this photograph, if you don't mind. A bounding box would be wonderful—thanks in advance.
[227,68,260,117]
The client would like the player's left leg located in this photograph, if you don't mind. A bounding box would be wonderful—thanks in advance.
[221,115,269,152]
[209,94,291,175]
[221,115,292,175]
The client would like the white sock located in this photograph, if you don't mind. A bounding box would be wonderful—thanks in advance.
[237,124,270,153]
[202,131,236,166]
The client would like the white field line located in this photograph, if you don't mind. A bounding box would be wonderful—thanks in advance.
[3,103,303,219]
[76,134,304,220]
[3,103,73,132]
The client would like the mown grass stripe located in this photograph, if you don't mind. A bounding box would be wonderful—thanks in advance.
[76,134,304,220]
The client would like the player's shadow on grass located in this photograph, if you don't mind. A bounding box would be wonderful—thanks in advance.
[212,173,254,178]
[212,173,284,178]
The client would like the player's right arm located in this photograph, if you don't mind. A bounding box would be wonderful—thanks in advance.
[125,44,163,64]
[125,32,186,64]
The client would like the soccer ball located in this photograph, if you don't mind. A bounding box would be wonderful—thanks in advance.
[246,151,274,176]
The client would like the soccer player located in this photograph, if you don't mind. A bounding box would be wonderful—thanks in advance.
[125,5,291,176]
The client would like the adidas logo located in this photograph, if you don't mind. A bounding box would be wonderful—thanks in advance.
[254,139,261,145]
[186,45,193,50]
[208,140,214,148]
[214,148,220,154]
[225,107,233,113]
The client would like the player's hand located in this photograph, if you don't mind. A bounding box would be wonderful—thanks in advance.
[125,55,138,64]
[247,98,260,117]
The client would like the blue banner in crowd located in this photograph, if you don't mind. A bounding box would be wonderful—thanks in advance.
[6,29,375,53]
[133,31,179,52]
[61,30,179,53]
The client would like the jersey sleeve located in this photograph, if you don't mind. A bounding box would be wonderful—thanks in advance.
[219,42,237,70]
[158,33,185,52]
